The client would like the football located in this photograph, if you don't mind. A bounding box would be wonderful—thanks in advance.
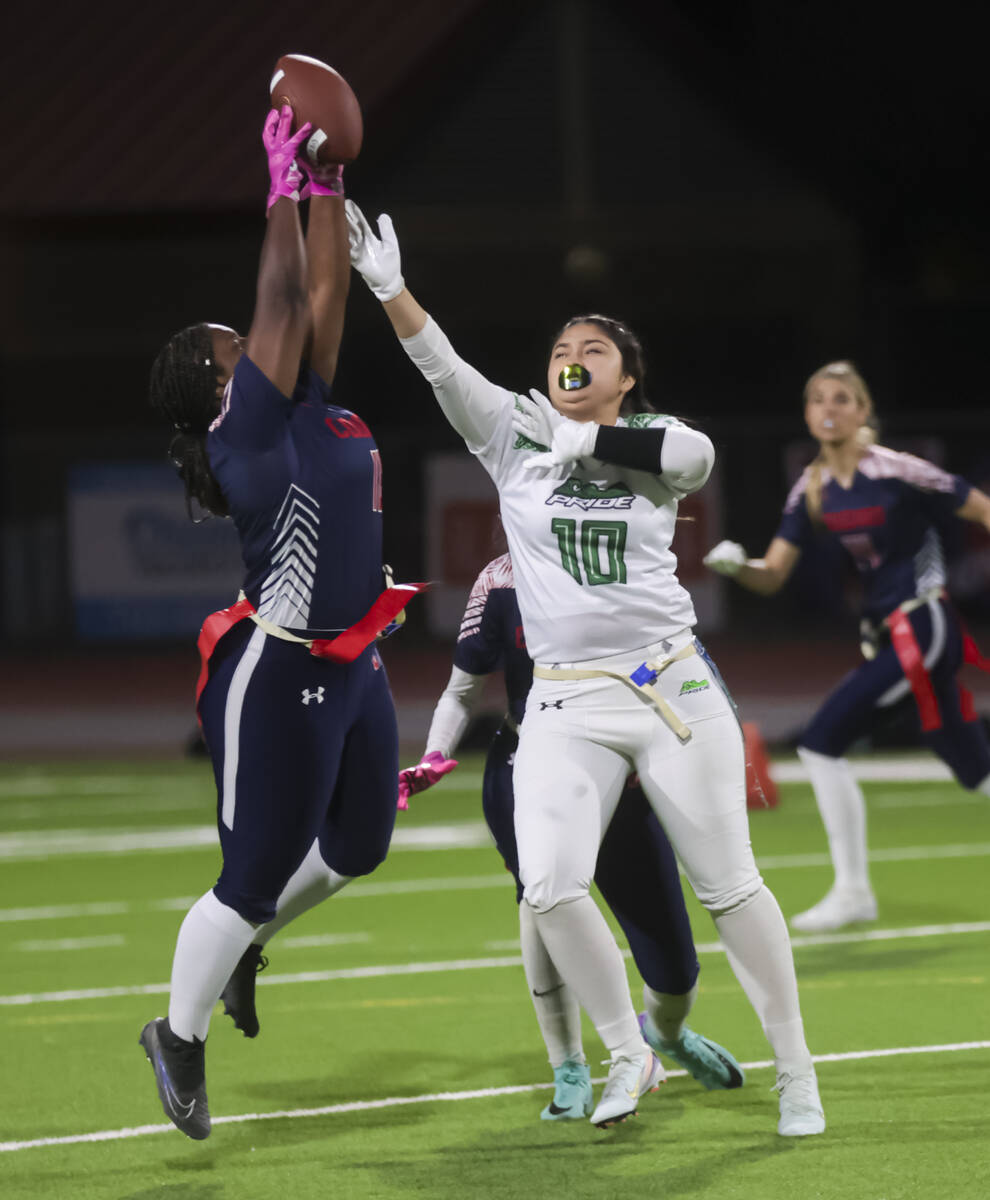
[269,54,363,166]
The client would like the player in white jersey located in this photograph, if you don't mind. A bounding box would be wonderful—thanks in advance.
[346,202,823,1136]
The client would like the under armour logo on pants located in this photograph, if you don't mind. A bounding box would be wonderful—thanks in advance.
[539,700,564,710]
[301,687,325,705]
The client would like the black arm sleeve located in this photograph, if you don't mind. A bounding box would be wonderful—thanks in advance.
[593,424,666,474]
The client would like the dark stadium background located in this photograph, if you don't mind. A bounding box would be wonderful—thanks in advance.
[1,0,988,753]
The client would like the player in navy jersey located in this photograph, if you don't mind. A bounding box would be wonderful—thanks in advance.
[399,553,744,1118]
[705,360,990,932]
[139,109,416,1140]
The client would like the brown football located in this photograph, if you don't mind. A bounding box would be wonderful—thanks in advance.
[269,54,363,166]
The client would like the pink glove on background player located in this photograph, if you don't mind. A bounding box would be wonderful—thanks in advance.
[396,750,459,810]
[298,157,345,199]
[263,106,312,211]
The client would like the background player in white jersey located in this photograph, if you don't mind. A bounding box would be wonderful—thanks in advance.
[400,552,744,1119]
[705,361,990,931]
[346,202,824,1136]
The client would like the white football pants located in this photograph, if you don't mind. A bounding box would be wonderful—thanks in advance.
[514,629,761,915]
[513,629,812,1070]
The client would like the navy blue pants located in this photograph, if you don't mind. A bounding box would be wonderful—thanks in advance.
[801,597,990,788]
[482,724,699,995]
[198,620,399,924]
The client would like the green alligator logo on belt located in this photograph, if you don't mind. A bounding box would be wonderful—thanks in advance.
[546,478,635,510]
[678,678,710,695]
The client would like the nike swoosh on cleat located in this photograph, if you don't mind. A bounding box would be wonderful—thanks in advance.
[159,1057,196,1119]
[710,1048,744,1086]
[547,1102,572,1115]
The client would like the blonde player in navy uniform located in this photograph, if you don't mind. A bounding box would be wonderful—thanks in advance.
[347,203,824,1135]
[705,361,990,931]
[400,553,744,1119]
[140,111,418,1139]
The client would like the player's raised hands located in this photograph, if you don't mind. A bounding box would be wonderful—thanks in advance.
[515,391,598,471]
[396,750,459,810]
[703,540,748,576]
[298,157,344,200]
[263,106,312,210]
[511,388,565,452]
[345,201,405,302]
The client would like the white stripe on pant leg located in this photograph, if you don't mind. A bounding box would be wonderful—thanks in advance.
[222,627,267,831]
[877,597,946,708]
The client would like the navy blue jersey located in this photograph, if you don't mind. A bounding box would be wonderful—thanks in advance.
[775,444,971,622]
[207,355,384,636]
[453,554,531,723]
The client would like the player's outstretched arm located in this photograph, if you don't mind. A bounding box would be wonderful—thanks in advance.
[395,666,488,809]
[704,537,800,595]
[246,107,312,398]
[303,165,349,384]
[956,486,990,535]
[346,200,513,452]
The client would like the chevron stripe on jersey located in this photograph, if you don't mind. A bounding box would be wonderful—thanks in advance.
[913,525,947,595]
[258,484,319,629]
[457,553,514,642]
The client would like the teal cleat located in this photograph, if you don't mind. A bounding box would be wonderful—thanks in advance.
[540,1059,594,1120]
[638,1014,745,1090]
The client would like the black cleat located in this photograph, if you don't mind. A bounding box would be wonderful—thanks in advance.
[220,943,268,1038]
[139,1017,211,1140]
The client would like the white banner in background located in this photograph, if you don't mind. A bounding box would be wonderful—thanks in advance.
[68,462,243,638]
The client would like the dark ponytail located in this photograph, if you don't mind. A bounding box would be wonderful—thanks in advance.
[554,314,655,416]
[149,323,229,518]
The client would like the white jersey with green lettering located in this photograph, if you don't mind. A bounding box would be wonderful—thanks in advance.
[401,316,704,662]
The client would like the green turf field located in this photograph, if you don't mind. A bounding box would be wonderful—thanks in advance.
[1,756,988,1200]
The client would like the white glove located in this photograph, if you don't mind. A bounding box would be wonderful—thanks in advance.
[703,540,748,576]
[511,388,564,450]
[514,391,597,471]
[345,200,404,302]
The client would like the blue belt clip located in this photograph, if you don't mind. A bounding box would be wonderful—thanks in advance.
[630,661,658,687]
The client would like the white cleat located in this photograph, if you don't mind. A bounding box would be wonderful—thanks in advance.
[790,888,877,933]
[775,1065,826,1136]
[590,1050,665,1128]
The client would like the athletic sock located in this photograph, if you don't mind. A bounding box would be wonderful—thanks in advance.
[517,899,584,1068]
[528,895,642,1056]
[643,982,698,1045]
[714,885,812,1071]
[255,839,353,947]
[977,772,990,797]
[169,889,257,1043]
[797,746,872,894]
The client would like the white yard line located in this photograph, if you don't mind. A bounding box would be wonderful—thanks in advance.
[3,810,990,864]
[0,822,495,860]
[15,935,126,953]
[2,921,987,1008]
[2,1040,987,1154]
[3,832,990,927]
[280,932,371,949]
[770,759,955,783]
[0,777,196,797]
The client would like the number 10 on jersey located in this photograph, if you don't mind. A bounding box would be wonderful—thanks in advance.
[551,518,628,586]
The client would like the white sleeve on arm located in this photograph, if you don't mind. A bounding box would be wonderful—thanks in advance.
[660,424,715,497]
[424,666,489,758]
[398,315,513,454]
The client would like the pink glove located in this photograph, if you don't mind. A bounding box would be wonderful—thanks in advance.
[298,157,345,199]
[262,106,312,211]
[396,750,459,810]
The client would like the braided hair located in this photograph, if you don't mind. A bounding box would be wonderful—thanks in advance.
[148,323,229,518]
[553,314,655,416]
